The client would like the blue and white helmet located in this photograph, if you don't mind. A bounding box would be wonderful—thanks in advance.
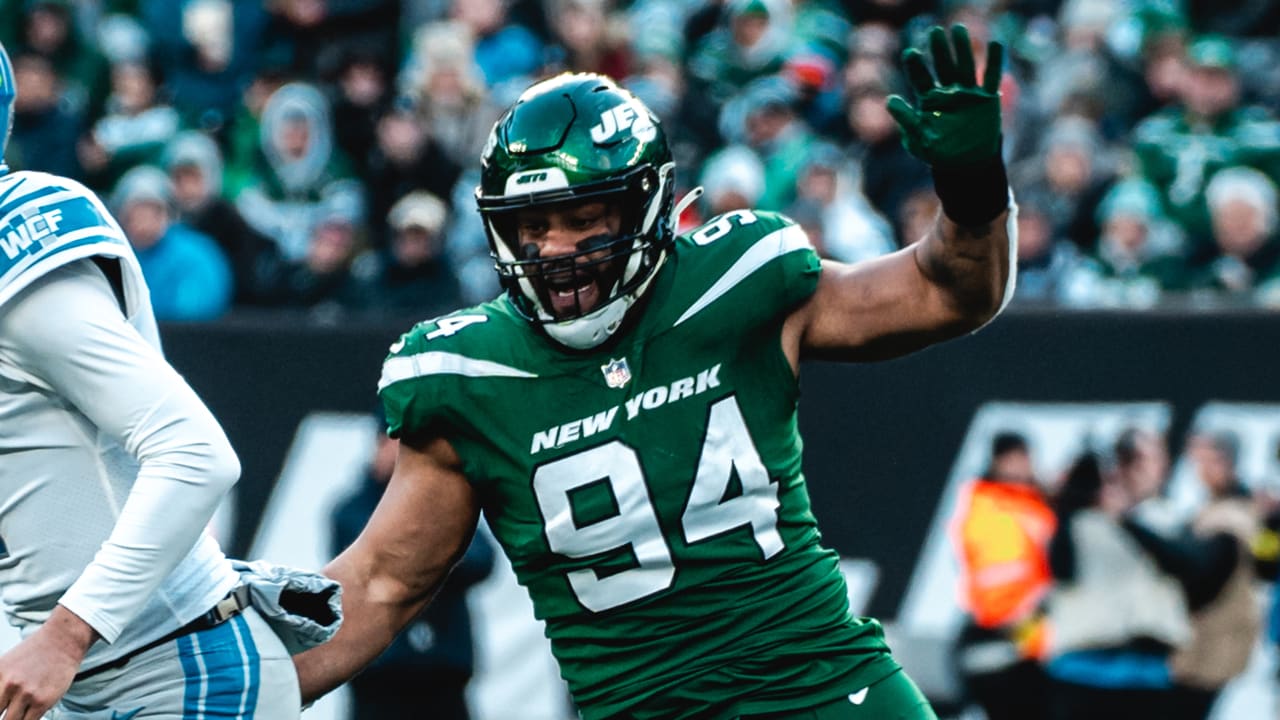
[0,42,14,175]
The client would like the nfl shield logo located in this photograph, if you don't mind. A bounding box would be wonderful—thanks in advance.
[601,358,632,389]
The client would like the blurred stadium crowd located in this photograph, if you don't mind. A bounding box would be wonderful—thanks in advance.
[4,0,1280,322]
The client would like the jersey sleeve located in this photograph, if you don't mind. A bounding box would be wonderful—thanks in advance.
[378,325,442,440]
[679,209,822,327]
[376,310,513,440]
[760,212,823,313]
[0,260,239,642]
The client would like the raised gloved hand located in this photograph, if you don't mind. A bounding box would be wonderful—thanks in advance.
[887,24,1004,167]
[887,24,1009,226]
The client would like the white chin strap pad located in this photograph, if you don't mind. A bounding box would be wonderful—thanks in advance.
[542,250,669,350]
[544,295,633,349]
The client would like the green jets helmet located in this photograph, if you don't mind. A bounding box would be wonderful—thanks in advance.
[476,73,678,350]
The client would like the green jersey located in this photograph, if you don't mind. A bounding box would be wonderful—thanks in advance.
[1133,105,1280,243]
[379,211,897,719]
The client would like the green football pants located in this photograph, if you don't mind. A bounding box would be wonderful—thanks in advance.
[739,669,938,720]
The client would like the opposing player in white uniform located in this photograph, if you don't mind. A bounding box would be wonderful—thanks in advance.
[0,43,300,719]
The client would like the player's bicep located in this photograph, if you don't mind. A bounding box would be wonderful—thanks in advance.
[788,248,966,364]
[337,434,480,609]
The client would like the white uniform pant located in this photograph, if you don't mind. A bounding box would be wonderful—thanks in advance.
[51,607,299,719]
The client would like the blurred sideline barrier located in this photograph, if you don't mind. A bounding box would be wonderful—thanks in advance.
[159,309,1280,609]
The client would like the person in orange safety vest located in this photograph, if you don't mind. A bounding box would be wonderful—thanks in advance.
[950,431,1056,720]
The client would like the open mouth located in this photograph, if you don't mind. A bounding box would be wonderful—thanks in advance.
[547,279,600,317]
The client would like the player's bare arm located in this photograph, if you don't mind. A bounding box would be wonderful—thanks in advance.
[913,209,1013,323]
[785,25,1014,367]
[294,434,480,703]
[786,210,1011,365]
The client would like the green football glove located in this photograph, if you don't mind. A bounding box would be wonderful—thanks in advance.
[887,24,1004,167]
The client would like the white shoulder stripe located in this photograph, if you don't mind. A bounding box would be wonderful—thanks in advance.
[674,224,812,327]
[378,351,537,391]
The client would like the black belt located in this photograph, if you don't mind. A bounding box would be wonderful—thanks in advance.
[74,585,252,682]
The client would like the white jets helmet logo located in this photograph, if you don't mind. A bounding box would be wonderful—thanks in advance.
[590,101,656,144]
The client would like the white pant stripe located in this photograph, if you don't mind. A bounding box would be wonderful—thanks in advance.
[189,627,209,719]
[229,616,253,716]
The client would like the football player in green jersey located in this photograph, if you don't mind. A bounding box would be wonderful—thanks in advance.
[296,25,1015,720]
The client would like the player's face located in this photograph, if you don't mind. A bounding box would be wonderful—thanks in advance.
[516,200,623,318]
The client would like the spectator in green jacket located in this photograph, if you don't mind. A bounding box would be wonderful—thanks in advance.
[1064,178,1189,308]
[1132,35,1280,252]
[1191,166,1280,300]
[79,55,182,192]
